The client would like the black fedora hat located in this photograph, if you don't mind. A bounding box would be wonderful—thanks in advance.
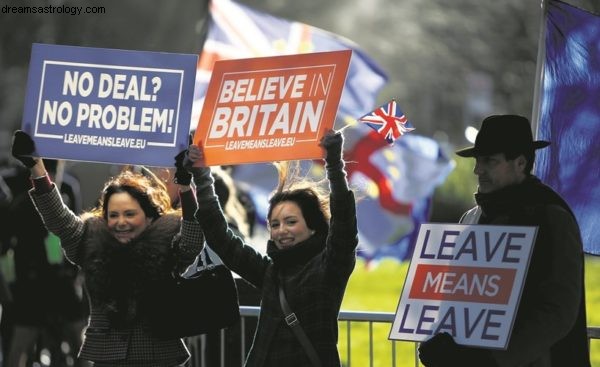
[456,114,550,157]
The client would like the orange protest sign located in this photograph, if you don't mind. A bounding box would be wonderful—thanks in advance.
[194,50,351,166]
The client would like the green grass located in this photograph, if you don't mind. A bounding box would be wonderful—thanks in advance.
[339,255,600,366]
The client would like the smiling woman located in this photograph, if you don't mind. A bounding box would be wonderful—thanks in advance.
[10,130,205,367]
[186,129,358,367]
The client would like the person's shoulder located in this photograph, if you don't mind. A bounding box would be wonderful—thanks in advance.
[543,204,577,225]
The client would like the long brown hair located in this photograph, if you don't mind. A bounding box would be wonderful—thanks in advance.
[86,168,177,220]
[267,161,330,235]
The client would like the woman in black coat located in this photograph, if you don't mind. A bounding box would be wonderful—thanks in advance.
[186,130,358,367]
[11,131,204,367]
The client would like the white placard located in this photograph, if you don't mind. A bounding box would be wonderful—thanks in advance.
[389,223,537,349]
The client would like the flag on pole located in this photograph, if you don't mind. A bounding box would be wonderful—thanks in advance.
[535,0,600,255]
[192,0,388,129]
[358,99,415,145]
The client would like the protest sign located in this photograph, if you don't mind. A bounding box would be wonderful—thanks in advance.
[389,223,537,349]
[22,43,197,167]
[194,50,351,165]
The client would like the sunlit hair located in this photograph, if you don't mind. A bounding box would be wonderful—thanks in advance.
[267,161,330,236]
[86,168,177,220]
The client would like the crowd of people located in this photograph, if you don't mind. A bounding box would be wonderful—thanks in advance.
[0,115,591,366]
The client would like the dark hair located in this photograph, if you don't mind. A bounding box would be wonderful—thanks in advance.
[88,170,174,221]
[266,161,331,235]
[267,187,329,235]
[504,149,535,174]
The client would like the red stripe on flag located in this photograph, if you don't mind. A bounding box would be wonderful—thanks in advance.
[345,131,412,215]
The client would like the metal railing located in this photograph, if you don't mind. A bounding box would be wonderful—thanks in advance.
[186,306,600,367]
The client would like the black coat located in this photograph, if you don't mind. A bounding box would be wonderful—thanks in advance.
[196,186,358,367]
[30,186,204,366]
[460,176,590,367]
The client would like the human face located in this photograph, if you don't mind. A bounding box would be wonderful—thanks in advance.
[269,201,313,250]
[106,192,152,244]
[473,153,526,193]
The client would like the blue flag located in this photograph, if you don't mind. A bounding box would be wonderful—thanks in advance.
[342,124,454,261]
[192,0,388,128]
[536,0,600,255]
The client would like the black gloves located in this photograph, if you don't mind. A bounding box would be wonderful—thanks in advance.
[321,130,343,168]
[173,150,192,185]
[320,130,348,196]
[11,130,38,168]
[418,332,497,367]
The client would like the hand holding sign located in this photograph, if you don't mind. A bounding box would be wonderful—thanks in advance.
[418,332,496,367]
[11,130,39,168]
[185,144,213,191]
[319,129,343,166]
[173,150,192,186]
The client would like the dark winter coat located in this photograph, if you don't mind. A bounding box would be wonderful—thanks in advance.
[30,186,204,366]
[460,176,590,367]
[195,186,358,367]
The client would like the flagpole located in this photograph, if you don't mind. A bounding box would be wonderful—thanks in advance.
[531,0,548,139]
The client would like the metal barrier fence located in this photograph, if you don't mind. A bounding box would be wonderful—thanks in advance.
[185,306,600,367]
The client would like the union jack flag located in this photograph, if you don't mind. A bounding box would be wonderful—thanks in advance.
[358,99,414,145]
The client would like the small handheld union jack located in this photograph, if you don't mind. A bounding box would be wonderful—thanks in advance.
[358,99,415,145]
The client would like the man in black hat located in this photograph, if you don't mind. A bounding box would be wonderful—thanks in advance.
[418,115,590,367]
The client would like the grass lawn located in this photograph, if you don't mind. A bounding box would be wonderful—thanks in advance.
[339,255,600,366]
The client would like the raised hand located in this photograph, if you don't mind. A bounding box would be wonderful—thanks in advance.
[185,144,213,190]
[173,150,192,186]
[185,144,204,168]
[319,129,343,165]
[11,130,39,168]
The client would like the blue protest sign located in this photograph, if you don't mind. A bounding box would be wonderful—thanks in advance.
[22,43,197,167]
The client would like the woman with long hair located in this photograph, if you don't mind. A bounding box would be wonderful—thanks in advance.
[186,129,358,366]
[11,130,204,367]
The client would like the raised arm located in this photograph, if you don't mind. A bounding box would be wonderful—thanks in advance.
[185,144,270,288]
[319,130,358,271]
[173,149,204,269]
[12,130,86,265]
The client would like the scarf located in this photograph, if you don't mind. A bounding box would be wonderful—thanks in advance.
[82,214,180,327]
[266,232,327,269]
[474,176,574,223]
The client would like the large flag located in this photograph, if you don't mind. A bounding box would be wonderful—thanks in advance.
[192,0,388,129]
[535,0,600,255]
[342,124,454,261]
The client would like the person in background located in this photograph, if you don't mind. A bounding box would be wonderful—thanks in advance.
[10,130,204,367]
[186,129,358,367]
[203,166,259,367]
[0,159,88,367]
[418,115,590,367]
